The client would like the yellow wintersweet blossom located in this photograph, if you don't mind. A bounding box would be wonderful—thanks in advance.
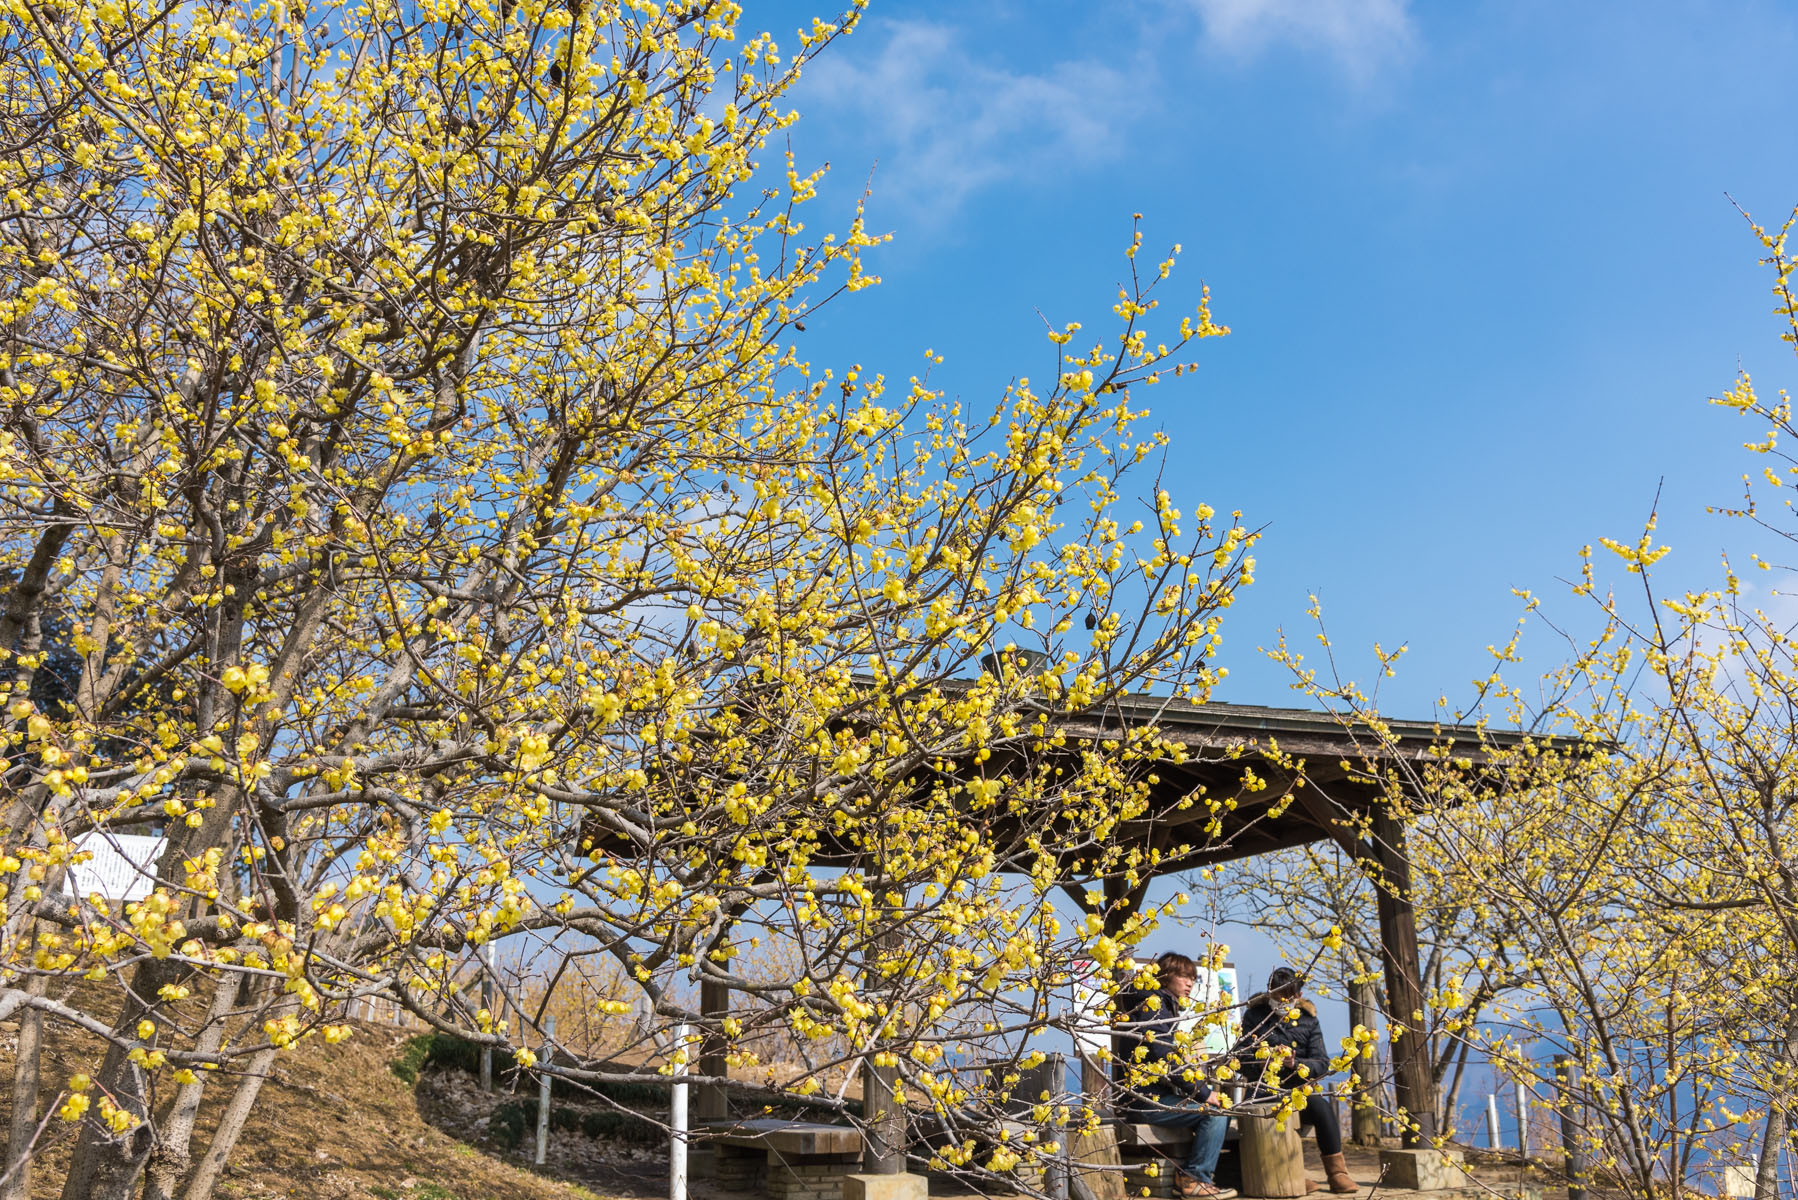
[0,1,1251,1196]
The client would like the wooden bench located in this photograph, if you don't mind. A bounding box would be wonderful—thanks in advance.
[704,1119,864,1200]
[1115,1122,1238,1150]
[1114,1111,1305,1199]
[1115,1122,1234,1198]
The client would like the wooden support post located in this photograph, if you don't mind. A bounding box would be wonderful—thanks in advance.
[697,975,731,1124]
[1100,876,1148,1101]
[862,930,904,1175]
[1059,875,1142,1121]
[861,1045,902,1173]
[1555,1055,1588,1200]
[1080,1052,1112,1122]
[1368,804,1437,1148]
[698,904,753,1126]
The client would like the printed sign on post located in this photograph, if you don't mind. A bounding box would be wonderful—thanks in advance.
[63,832,164,902]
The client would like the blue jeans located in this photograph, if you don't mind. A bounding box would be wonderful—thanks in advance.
[1135,1096,1230,1183]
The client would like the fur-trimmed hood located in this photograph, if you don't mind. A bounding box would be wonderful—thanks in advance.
[1243,992,1317,1018]
[1234,992,1332,1085]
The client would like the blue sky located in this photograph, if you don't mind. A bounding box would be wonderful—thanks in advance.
[767,0,1798,721]
[755,2,1798,1097]
[713,2,1798,1132]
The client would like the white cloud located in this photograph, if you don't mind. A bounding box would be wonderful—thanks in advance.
[1189,0,1417,82]
[797,21,1139,224]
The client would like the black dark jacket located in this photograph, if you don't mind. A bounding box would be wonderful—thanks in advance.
[1115,986,1215,1111]
[1232,993,1332,1089]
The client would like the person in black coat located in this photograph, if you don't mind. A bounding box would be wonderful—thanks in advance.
[1232,967,1358,1194]
[1116,952,1236,1200]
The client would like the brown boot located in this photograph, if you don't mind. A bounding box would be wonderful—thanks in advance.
[1303,1179,1321,1194]
[1322,1152,1357,1194]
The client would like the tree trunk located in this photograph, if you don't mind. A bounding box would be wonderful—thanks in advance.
[177,996,298,1200]
[57,1039,154,1200]
[58,959,176,1200]
[140,975,243,1200]
[65,569,254,1200]
[4,859,66,1200]
[1439,1033,1474,1139]
[2,973,48,1200]
[1753,1007,1798,1200]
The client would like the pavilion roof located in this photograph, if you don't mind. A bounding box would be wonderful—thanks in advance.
[576,688,1543,879]
[1030,692,1538,872]
[1052,692,1517,755]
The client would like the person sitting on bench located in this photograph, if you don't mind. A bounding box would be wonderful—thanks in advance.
[1233,967,1357,1195]
[1117,952,1237,1200]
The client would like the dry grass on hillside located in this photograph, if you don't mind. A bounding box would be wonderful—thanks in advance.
[1,1009,633,1200]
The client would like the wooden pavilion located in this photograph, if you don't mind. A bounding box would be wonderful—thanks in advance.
[1029,694,1532,1149]
[588,692,1532,1166]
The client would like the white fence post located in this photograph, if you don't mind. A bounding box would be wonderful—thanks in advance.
[535,1016,556,1166]
[671,1022,691,1200]
[1047,1053,1070,1200]
[481,945,495,1091]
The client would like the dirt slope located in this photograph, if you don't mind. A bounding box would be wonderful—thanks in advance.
[1,1012,618,1200]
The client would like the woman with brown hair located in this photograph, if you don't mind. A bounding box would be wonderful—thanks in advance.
[1117,952,1237,1200]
